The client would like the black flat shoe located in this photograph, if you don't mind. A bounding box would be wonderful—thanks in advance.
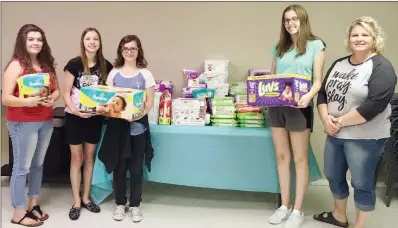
[81,201,101,213]
[69,207,81,220]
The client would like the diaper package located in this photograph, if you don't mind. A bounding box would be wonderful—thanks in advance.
[247,74,311,107]
[17,73,50,98]
[148,92,162,124]
[79,85,145,121]
[155,80,174,97]
[172,98,206,126]
[248,69,271,76]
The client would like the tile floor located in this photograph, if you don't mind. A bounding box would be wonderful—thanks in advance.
[1,177,397,228]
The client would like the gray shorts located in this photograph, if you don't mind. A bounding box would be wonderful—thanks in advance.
[267,106,313,132]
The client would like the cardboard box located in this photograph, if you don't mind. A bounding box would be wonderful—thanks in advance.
[17,73,50,98]
[246,74,311,107]
[79,85,145,121]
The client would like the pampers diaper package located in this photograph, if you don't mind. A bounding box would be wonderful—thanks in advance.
[17,73,51,98]
[79,85,145,121]
[246,74,311,107]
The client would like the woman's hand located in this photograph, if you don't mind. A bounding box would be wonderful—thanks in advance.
[322,115,341,136]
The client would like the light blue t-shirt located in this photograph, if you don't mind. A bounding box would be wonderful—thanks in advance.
[271,40,325,77]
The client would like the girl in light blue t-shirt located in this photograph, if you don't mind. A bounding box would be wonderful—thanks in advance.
[267,4,326,228]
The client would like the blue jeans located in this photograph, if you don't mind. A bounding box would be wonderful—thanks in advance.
[7,121,53,209]
[324,136,387,212]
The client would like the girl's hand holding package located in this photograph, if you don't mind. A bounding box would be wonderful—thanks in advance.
[40,95,55,107]
[24,96,46,107]
[72,108,93,119]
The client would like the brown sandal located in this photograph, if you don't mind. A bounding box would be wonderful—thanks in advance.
[11,210,44,227]
[30,205,49,222]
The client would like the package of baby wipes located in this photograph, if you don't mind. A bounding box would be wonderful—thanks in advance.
[148,92,162,124]
[79,85,145,121]
[204,59,229,73]
[17,73,50,98]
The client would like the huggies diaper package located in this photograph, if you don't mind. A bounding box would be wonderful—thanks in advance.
[17,73,51,98]
[79,85,145,121]
[247,74,311,107]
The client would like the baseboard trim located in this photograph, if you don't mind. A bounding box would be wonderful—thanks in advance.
[310,179,388,188]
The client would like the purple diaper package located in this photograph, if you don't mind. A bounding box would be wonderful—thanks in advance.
[246,74,311,107]
[155,80,173,97]
[183,69,206,86]
[248,69,271,76]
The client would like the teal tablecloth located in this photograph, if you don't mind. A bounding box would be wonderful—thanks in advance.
[91,124,322,205]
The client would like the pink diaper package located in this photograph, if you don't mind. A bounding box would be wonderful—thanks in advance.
[155,80,174,97]
[247,74,311,107]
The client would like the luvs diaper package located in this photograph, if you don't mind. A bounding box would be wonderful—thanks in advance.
[246,74,311,107]
[17,73,51,98]
[79,85,145,121]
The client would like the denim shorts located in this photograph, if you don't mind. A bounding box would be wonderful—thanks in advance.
[324,136,387,211]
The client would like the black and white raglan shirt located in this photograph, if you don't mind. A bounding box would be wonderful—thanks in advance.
[317,54,397,139]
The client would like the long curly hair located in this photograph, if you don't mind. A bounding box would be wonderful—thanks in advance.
[7,24,56,73]
[114,35,148,68]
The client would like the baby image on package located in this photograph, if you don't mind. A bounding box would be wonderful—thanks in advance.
[17,73,50,98]
[247,74,311,107]
[79,85,145,121]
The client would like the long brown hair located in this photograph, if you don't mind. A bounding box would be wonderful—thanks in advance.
[276,4,325,57]
[8,24,56,73]
[114,35,148,68]
[80,27,108,81]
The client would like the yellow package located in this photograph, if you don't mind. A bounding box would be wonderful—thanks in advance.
[17,73,50,98]
[79,85,145,121]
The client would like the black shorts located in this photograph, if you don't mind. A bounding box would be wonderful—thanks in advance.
[267,106,313,132]
[64,112,104,145]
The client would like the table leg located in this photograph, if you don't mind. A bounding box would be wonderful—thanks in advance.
[276,193,282,208]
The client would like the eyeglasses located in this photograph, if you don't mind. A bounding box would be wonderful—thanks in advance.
[284,16,299,25]
[122,47,139,53]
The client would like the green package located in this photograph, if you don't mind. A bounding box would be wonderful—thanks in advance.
[210,97,234,106]
[237,119,265,124]
[211,113,236,119]
[239,123,264,128]
[212,122,238,127]
[237,112,264,120]
[211,118,238,124]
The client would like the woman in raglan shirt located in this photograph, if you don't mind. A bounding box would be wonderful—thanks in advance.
[267,4,326,228]
[314,16,397,228]
[63,27,113,220]
[103,35,155,223]
[2,24,61,227]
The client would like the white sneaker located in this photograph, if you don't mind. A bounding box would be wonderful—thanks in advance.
[284,210,304,228]
[269,205,291,224]
[112,205,126,221]
[128,207,143,222]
